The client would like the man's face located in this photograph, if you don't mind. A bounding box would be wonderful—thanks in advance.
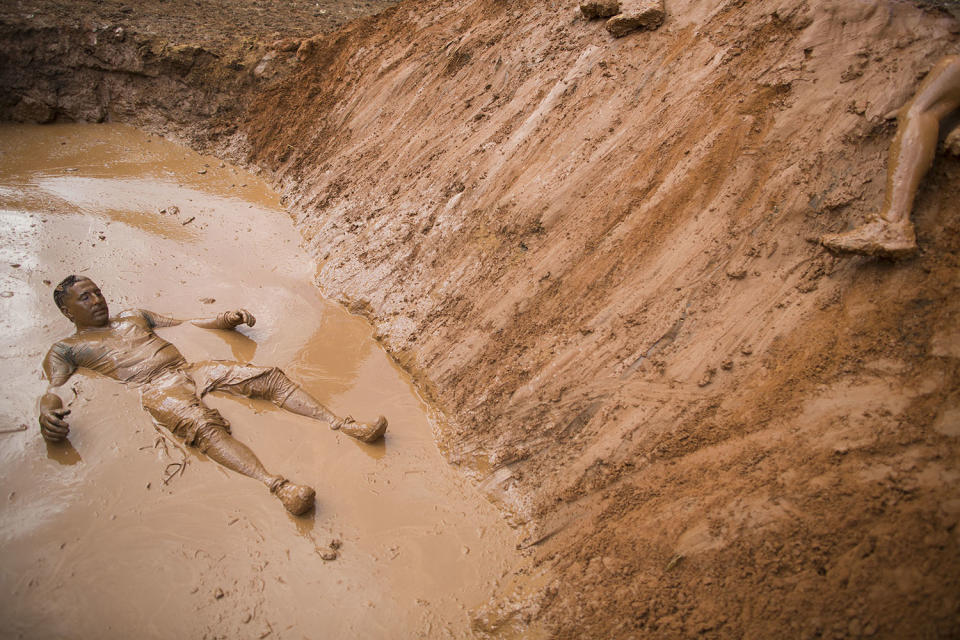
[62,278,110,327]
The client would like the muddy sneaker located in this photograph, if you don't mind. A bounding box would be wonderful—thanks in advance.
[271,479,316,516]
[334,415,388,443]
[820,216,917,259]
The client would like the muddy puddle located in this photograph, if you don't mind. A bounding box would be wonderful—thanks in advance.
[0,123,520,639]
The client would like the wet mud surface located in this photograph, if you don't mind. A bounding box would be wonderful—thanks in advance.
[0,123,519,639]
[3,0,960,637]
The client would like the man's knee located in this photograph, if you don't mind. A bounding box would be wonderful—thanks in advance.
[250,367,298,406]
[193,422,231,453]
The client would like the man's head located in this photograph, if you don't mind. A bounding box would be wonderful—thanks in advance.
[54,276,109,328]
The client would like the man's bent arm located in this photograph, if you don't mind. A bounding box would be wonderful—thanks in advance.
[39,346,75,442]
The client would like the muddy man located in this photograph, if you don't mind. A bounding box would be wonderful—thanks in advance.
[821,55,960,259]
[38,275,387,516]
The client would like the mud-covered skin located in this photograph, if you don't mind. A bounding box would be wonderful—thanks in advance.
[39,277,387,515]
[822,55,960,258]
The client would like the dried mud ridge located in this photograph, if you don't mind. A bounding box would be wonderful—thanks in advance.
[4,0,960,637]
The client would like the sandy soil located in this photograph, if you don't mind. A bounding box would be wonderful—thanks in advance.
[0,123,520,639]
[2,0,960,637]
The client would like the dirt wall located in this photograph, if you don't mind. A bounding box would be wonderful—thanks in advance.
[3,0,960,637]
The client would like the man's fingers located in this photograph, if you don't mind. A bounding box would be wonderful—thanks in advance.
[41,422,69,440]
[239,309,255,326]
[41,415,69,430]
[41,411,70,430]
[42,429,66,442]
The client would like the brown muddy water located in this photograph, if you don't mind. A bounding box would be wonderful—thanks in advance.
[0,123,520,639]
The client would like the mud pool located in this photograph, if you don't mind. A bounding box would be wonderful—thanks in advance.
[0,123,519,639]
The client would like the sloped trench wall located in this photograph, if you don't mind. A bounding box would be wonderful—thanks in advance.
[4,0,960,637]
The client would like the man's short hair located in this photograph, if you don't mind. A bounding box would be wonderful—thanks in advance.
[53,275,86,312]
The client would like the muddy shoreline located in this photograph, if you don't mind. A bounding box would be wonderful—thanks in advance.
[0,122,522,639]
[4,0,960,637]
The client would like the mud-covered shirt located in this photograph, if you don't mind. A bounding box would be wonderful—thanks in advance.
[43,309,186,387]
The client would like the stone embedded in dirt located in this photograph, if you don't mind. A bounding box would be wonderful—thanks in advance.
[328,538,341,550]
[319,549,338,561]
[214,587,225,599]
[580,0,620,19]
[272,38,301,53]
[944,125,960,156]
[254,51,279,78]
[199,297,216,304]
[605,0,665,37]
[726,268,747,279]
[10,96,54,124]
[697,367,716,387]
[159,205,180,216]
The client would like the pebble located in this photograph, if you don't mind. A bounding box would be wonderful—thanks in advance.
[1,292,13,298]
[726,268,747,279]
[580,0,620,19]
[214,587,225,599]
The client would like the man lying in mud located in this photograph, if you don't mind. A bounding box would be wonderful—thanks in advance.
[821,54,960,259]
[38,275,387,516]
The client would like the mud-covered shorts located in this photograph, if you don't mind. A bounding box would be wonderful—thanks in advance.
[139,361,298,451]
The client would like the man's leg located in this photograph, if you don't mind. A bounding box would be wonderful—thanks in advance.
[196,425,315,515]
[212,365,389,443]
[822,55,960,258]
[141,375,315,516]
[280,387,388,443]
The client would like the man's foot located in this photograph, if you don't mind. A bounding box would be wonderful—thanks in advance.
[333,415,388,443]
[820,216,918,259]
[271,478,316,515]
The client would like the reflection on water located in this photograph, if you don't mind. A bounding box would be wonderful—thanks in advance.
[45,440,83,466]
[205,324,259,363]
[0,123,520,640]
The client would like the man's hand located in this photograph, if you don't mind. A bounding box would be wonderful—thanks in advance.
[223,309,256,328]
[39,395,70,442]
[191,308,257,331]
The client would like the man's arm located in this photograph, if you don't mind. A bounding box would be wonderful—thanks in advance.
[39,345,75,442]
[190,309,256,330]
[135,308,256,331]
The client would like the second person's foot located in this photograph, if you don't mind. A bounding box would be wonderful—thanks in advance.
[821,216,917,259]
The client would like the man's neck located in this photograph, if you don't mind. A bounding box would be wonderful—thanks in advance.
[74,319,111,333]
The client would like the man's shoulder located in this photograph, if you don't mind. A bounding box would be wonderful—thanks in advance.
[117,308,148,320]
[46,336,77,360]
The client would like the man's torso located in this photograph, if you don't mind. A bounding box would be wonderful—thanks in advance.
[47,311,187,385]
